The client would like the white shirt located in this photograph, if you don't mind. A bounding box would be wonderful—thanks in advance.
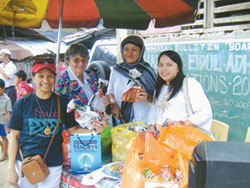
[107,68,151,125]
[0,61,17,87]
[148,77,212,131]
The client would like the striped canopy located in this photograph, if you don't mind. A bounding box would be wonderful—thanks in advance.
[0,0,199,30]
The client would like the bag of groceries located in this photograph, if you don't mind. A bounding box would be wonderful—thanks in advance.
[121,125,214,188]
[111,121,148,162]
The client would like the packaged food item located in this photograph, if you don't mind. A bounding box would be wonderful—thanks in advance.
[67,100,105,130]
[121,69,144,102]
[89,78,109,113]
[144,168,157,180]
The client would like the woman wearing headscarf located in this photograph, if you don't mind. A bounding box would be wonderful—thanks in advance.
[103,35,156,125]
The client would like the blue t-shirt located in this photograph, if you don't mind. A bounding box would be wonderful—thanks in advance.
[8,92,77,167]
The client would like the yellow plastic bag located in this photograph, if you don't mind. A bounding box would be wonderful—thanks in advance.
[111,121,148,162]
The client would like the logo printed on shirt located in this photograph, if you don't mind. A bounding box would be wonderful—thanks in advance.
[28,118,58,136]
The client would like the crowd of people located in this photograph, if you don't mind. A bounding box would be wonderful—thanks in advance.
[0,34,213,187]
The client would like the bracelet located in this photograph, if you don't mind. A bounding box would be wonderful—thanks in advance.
[179,121,185,125]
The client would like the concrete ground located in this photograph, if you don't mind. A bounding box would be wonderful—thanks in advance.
[0,136,11,188]
[0,154,11,188]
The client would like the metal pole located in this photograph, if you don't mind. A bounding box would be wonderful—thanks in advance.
[56,0,64,72]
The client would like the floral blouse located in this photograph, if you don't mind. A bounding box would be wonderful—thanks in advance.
[56,70,99,107]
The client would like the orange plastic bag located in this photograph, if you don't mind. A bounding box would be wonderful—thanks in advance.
[121,134,145,188]
[157,125,213,159]
[62,130,70,166]
[121,132,185,188]
[121,126,214,188]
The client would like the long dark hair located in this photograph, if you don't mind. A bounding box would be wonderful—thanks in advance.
[155,50,185,100]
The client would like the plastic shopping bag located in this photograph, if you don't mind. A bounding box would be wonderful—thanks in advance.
[111,121,148,162]
[121,133,184,188]
[121,69,144,102]
[121,125,213,188]
[89,78,109,113]
[101,126,112,158]
[62,130,71,166]
[157,125,214,159]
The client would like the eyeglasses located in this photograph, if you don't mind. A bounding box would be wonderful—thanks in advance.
[71,57,88,64]
[34,58,55,65]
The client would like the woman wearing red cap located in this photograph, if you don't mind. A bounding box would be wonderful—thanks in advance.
[7,58,102,188]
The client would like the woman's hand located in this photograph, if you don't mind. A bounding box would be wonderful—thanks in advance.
[7,166,19,187]
[103,95,111,106]
[166,120,195,127]
[165,121,182,126]
[7,129,20,188]
[103,94,123,120]
[91,121,106,133]
[135,91,148,102]
[111,102,123,120]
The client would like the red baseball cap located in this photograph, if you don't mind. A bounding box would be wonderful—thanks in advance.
[32,58,56,73]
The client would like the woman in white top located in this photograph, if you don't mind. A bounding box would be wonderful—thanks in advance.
[148,50,212,132]
[104,35,156,125]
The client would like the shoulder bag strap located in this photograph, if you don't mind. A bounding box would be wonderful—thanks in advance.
[19,95,61,161]
[43,95,61,161]
[183,77,194,117]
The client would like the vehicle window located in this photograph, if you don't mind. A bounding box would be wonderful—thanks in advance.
[91,44,117,67]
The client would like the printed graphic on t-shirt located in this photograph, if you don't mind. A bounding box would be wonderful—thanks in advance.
[29,118,58,136]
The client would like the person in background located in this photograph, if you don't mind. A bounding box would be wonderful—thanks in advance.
[0,49,17,107]
[56,43,99,108]
[15,70,35,100]
[0,79,12,162]
[7,58,104,188]
[147,50,212,132]
[26,77,33,88]
[103,35,156,126]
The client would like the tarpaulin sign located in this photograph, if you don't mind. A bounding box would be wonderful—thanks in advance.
[70,133,102,175]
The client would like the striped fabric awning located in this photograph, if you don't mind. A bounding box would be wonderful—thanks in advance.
[0,0,199,30]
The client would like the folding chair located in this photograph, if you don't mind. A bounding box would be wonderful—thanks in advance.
[211,119,229,141]
[245,127,250,142]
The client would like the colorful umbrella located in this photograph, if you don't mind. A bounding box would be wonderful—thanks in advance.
[0,0,199,30]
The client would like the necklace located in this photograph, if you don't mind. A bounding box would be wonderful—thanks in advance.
[34,93,55,135]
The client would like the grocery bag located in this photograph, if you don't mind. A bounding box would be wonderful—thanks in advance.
[101,126,112,158]
[70,133,102,174]
[111,121,148,162]
[62,130,70,166]
[157,125,214,159]
[121,125,214,188]
[121,132,186,188]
